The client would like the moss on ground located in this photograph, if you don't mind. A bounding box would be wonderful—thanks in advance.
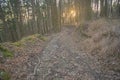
[0,70,10,80]
[0,45,13,58]
[13,34,47,47]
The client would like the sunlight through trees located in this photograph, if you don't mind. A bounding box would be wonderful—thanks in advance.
[0,0,120,42]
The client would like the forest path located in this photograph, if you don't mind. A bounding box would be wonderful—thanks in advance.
[31,26,103,80]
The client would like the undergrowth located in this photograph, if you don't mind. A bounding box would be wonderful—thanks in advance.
[0,45,13,58]
[0,70,10,80]
[13,34,47,47]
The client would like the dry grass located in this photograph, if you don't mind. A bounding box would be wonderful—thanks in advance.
[79,19,120,55]
[78,18,120,72]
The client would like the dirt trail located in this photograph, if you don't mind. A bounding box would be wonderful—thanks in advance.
[29,27,106,80]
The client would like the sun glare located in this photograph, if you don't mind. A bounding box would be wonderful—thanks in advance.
[70,10,76,17]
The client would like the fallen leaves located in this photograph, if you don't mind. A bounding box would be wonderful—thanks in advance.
[0,35,48,80]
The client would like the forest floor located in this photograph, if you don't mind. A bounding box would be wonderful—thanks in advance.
[0,19,120,80]
[33,26,103,80]
[32,26,120,80]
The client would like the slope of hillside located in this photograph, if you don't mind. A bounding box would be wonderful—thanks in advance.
[77,19,120,79]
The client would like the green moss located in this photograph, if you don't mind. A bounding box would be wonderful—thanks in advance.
[0,45,13,58]
[0,70,10,80]
[12,34,47,47]
[13,42,23,47]
[38,35,47,41]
